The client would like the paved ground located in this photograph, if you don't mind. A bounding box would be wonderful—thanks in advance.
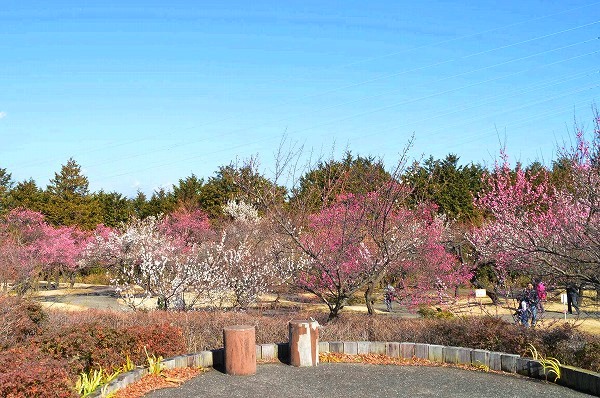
[144,363,594,398]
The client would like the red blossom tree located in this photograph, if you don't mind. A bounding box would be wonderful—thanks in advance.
[159,208,212,247]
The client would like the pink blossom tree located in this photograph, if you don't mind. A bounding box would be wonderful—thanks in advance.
[242,142,468,320]
[471,113,600,290]
[35,225,90,288]
[0,208,94,292]
[295,191,465,319]
[0,232,33,294]
[159,208,212,247]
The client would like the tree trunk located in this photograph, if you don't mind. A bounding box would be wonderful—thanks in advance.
[486,289,499,305]
[157,295,168,310]
[327,297,347,321]
[54,271,60,290]
[365,281,375,315]
[69,272,76,289]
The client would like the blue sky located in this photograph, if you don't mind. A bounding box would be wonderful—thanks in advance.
[1,1,599,197]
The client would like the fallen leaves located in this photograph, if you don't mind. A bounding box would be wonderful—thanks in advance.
[318,352,502,373]
[112,367,208,398]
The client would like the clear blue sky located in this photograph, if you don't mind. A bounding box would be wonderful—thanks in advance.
[1,1,599,197]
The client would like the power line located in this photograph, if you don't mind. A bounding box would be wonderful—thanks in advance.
[332,69,599,141]
[94,80,599,183]
[10,16,600,170]
[84,39,600,171]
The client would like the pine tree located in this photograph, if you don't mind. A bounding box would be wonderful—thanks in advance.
[45,158,101,229]
[0,168,13,214]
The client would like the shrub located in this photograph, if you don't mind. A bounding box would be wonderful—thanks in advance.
[40,308,600,373]
[539,324,600,371]
[125,324,187,365]
[0,346,76,398]
[36,322,136,374]
[417,306,454,319]
[0,295,46,349]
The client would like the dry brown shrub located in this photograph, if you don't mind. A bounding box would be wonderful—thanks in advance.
[0,295,46,349]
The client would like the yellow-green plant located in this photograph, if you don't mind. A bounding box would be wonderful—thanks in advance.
[76,367,122,397]
[120,355,136,373]
[103,369,121,384]
[76,368,103,397]
[144,346,165,375]
[527,344,562,381]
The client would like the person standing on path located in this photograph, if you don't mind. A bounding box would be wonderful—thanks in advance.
[535,280,547,312]
[384,284,396,312]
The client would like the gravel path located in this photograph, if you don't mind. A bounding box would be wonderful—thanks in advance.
[144,363,594,398]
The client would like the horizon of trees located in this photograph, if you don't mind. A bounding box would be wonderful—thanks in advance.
[0,151,504,226]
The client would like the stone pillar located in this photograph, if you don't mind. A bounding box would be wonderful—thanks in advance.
[223,325,256,376]
[288,319,319,367]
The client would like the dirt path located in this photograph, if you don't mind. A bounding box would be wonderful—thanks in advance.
[30,284,600,334]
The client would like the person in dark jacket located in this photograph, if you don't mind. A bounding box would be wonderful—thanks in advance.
[520,283,539,327]
[383,284,396,312]
[566,283,580,315]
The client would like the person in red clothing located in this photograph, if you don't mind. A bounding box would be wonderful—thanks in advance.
[536,280,547,312]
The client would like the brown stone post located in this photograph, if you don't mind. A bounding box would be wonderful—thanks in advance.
[223,325,256,375]
[288,319,319,367]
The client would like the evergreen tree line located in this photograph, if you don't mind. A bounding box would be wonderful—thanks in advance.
[0,152,578,230]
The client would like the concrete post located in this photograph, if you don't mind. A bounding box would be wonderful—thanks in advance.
[223,325,256,376]
[288,319,319,367]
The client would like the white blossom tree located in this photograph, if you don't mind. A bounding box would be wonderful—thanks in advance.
[210,200,295,309]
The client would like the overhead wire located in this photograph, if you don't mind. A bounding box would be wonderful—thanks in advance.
[8,4,599,190]
[96,79,599,182]
[10,11,600,170]
[329,69,599,142]
[89,37,599,172]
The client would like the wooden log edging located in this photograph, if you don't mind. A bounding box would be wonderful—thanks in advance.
[90,341,600,397]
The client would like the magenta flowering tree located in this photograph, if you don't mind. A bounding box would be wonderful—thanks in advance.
[0,208,93,292]
[35,225,90,288]
[471,113,600,289]
[241,141,468,319]
[289,189,466,320]
[295,193,372,318]
[0,226,36,294]
[0,209,52,292]
[159,208,212,247]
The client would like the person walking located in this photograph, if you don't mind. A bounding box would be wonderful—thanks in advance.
[566,283,580,315]
[521,283,539,327]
